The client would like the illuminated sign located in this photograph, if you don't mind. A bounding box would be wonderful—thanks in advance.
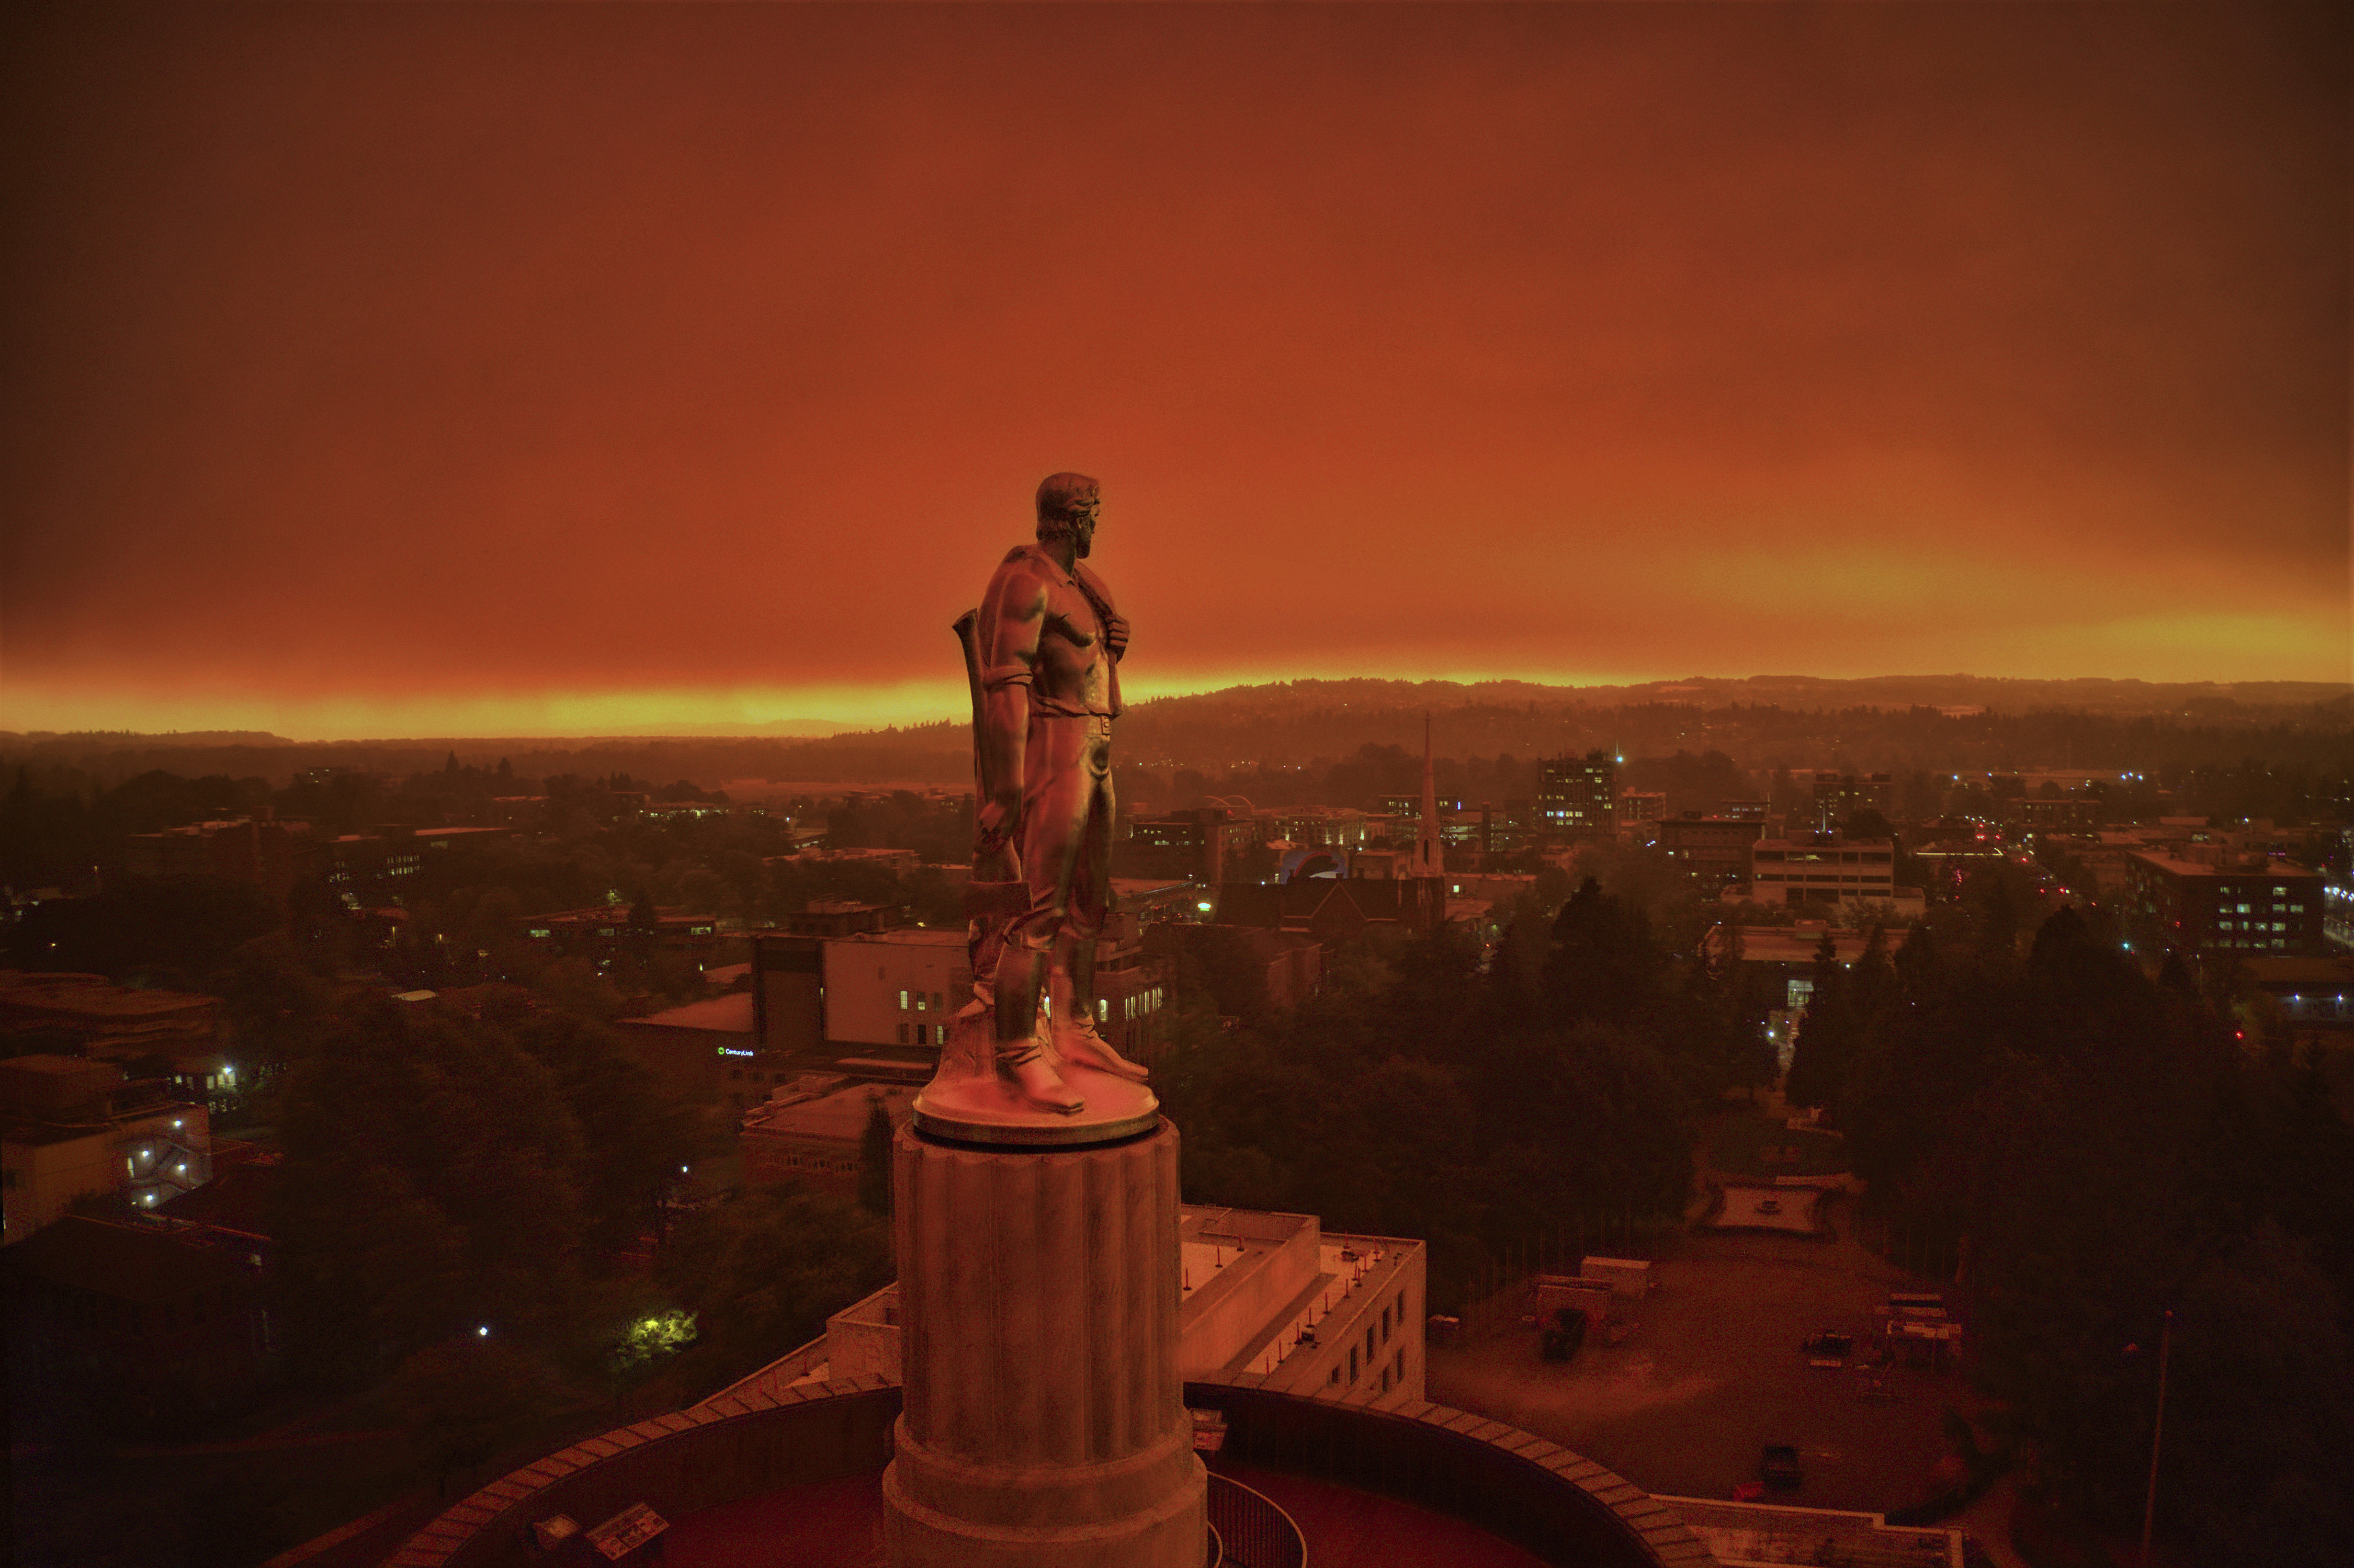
[716,1047,755,1058]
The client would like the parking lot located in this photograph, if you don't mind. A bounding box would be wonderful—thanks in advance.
[1426,1199,1971,1516]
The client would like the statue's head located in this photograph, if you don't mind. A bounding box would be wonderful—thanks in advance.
[1035,472,1101,558]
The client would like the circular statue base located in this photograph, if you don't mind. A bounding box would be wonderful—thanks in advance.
[912,1012,1159,1146]
[884,1116,1205,1568]
[913,1062,1159,1146]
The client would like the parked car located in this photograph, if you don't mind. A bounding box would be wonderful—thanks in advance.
[1761,1443,1803,1490]
[1540,1306,1590,1363]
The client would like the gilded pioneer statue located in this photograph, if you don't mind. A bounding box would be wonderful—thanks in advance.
[941,473,1151,1122]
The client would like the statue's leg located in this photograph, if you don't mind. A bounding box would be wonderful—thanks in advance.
[1051,722,1148,1083]
[994,716,1087,1114]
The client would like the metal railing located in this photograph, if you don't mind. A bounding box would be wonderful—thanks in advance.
[1205,1473,1305,1568]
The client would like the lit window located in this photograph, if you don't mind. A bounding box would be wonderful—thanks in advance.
[899,990,909,1009]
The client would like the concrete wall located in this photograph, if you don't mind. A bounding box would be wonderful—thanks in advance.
[384,1376,1704,1568]
[823,934,969,1048]
[385,1381,901,1568]
[1180,1211,1319,1377]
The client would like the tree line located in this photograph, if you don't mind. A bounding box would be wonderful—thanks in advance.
[1159,879,1776,1309]
[1786,910,2353,1566]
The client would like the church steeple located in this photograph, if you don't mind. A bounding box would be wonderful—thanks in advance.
[1411,713,1443,879]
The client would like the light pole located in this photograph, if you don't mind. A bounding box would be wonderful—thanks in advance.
[2140,1308,2172,1568]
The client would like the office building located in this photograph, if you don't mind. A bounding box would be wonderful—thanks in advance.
[1749,835,1898,909]
[1658,815,1766,888]
[2124,850,2324,956]
[742,916,1171,1078]
[1615,791,1667,844]
[1804,772,1892,832]
[1538,751,1617,840]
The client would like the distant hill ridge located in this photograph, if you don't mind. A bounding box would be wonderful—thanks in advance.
[1124,673,2353,715]
[4,675,2345,787]
[7,673,2347,754]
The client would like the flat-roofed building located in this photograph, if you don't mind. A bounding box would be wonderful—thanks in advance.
[751,914,1166,1074]
[1749,836,1897,909]
[1267,806,1387,851]
[1107,877,1202,926]
[739,1081,916,1195]
[1,1056,211,1244]
[2126,850,2324,957]
[612,992,760,1107]
[1124,806,1269,885]
[824,928,971,1053]
[768,846,920,877]
[788,1205,1429,1410]
[1178,1206,1427,1406]
[1659,815,1766,887]
[1214,877,1445,944]
[2241,956,2354,1047]
[517,906,723,963]
[750,933,827,1058]
[1615,791,1666,844]
[122,816,313,905]
[8,1213,271,1413]
[1804,771,1892,832]
[773,901,898,939]
[0,971,221,1059]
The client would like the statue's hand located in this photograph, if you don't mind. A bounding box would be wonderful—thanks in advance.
[974,794,1023,885]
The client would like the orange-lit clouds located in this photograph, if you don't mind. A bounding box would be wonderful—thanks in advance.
[4,5,2345,737]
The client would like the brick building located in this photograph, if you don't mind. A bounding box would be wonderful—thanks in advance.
[2124,850,2325,957]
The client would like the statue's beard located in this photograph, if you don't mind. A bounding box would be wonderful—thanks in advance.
[1039,516,1095,556]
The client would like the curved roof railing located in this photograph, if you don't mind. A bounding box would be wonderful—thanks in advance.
[383,1375,1705,1568]
[1205,1471,1304,1568]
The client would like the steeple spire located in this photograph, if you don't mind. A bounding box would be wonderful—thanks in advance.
[1413,712,1442,879]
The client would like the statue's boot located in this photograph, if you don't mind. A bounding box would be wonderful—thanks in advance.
[1050,930,1149,1081]
[1053,1016,1149,1082]
[994,944,1083,1115]
[997,1041,1085,1115]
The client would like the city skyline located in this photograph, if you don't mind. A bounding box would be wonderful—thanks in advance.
[5,4,2346,740]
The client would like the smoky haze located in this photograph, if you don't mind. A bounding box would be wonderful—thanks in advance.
[3,4,2346,737]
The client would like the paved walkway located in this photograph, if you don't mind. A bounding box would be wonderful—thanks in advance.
[1430,1196,1992,1530]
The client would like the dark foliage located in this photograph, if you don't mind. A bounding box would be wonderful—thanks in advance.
[1159,882,1757,1309]
[1815,906,2354,1565]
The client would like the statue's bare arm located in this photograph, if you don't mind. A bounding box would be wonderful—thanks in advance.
[974,570,1048,881]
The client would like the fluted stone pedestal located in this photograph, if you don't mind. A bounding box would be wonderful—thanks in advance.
[882,1118,1206,1567]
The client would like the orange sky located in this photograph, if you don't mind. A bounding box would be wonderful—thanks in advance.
[4,4,2346,738]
